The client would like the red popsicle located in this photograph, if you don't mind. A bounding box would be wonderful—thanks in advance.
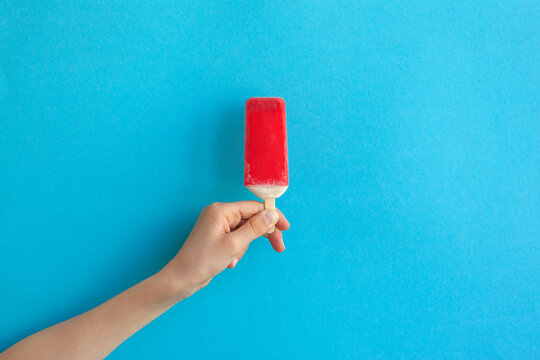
[244,97,288,232]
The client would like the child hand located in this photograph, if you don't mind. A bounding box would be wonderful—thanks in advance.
[160,201,290,299]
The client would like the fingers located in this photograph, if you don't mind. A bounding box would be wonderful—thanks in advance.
[226,209,279,247]
[228,227,285,269]
[231,212,289,232]
[274,208,290,231]
[222,201,265,230]
[266,228,286,252]
[223,201,291,232]
[227,258,238,269]
[219,202,289,269]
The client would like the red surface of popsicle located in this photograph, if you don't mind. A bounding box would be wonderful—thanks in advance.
[244,97,288,201]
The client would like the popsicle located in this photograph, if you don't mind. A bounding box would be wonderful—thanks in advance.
[244,97,288,233]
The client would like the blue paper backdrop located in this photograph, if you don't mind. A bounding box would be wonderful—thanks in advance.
[1,1,538,359]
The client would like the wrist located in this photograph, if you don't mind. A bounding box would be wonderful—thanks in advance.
[154,266,201,303]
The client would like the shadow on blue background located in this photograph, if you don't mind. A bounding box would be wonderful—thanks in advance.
[1,1,539,359]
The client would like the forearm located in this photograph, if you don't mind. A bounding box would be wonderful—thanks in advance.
[1,270,186,360]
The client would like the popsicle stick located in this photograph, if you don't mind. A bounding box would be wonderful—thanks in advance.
[264,198,276,234]
[264,198,275,210]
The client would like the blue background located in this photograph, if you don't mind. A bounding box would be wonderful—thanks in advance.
[1,1,539,359]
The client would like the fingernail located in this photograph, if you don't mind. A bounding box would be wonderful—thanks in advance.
[263,210,279,225]
[231,258,238,268]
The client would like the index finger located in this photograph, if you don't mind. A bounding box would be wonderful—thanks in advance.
[223,201,264,218]
[223,201,264,229]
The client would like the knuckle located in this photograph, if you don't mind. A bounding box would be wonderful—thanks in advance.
[203,202,223,221]
[205,202,222,213]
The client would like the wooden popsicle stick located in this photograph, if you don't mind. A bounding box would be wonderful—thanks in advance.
[264,198,276,234]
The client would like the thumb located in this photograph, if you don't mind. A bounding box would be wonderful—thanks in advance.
[228,210,279,245]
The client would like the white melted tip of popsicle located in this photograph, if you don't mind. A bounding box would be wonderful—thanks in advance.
[247,185,288,200]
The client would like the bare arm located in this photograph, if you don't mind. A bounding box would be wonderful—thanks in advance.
[0,201,290,360]
[0,272,180,360]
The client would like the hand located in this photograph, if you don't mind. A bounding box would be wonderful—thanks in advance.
[0,201,290,360]
[160,201,290,299]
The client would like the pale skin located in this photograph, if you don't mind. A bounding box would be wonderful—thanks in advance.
[0,201,290,360]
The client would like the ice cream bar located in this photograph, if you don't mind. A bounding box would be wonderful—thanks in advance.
[244,97,288,230]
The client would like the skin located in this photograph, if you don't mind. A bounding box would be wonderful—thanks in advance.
[0,201,290,360]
